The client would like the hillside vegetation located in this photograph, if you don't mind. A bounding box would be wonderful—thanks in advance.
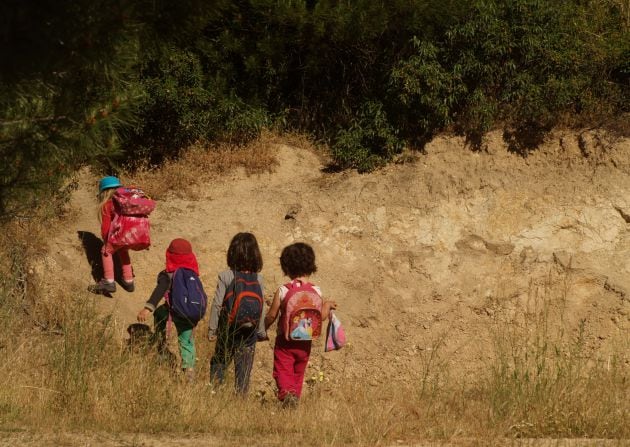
[1,0,629,216]
[0,2,629,445]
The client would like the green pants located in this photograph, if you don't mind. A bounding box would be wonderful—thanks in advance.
[154,304,196,369]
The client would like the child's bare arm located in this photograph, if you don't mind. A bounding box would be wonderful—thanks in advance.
[264,289,281,330]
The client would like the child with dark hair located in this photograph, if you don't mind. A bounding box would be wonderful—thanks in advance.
[264,242,336,406]
[208,232,266,394]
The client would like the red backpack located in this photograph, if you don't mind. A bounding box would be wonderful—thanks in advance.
[222,271,264,329]
[280,280,323,341]
[107,186,156,250]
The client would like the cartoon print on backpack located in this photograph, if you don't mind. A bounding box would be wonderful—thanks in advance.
[88,177,155,295]
[282,280,323,341]
[324,311,346,352]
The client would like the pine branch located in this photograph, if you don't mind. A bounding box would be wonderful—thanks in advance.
[0,116,68,126]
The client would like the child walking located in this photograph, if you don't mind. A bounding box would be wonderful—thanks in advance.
[208,232,266,395]
[137,238,207,381]
[89,176,153,295]
[264,242,336,406]
[89,176,133,294]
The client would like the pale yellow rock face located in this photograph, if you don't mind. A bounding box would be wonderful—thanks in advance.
[38,130,630,392]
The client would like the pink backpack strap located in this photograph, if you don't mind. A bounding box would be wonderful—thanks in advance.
[285,279,313,291]
[281,279,306,312]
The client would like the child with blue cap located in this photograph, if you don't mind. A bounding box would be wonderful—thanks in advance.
[88,176,137,295]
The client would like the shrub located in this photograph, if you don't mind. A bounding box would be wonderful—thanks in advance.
[125,48,270,165]
[331,102,403,172]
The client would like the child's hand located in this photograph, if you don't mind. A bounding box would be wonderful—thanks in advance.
[325,300,338,310]
[137,308,151,322]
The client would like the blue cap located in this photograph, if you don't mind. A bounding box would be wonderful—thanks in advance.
[99,176,122,192]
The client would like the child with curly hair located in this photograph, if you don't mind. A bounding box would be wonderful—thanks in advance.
[264,242,336,406]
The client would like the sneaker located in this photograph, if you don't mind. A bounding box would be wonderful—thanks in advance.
[184,368,196,384]
[120,280,135,292]
[281,393,299,409]
[88,279,116,295]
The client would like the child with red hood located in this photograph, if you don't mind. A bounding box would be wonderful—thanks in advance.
[137,238,204,381]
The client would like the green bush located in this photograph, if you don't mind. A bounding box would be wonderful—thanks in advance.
[126,48,270,164]
[391,0,629,151]
[331,102,403,172]
[125,50,214,163]
[2,0,629,198]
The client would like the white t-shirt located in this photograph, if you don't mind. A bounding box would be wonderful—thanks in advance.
[278,283,322,302]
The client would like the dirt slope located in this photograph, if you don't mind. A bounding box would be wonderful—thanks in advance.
[36,130,630,394]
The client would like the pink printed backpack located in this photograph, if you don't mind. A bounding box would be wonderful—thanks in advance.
[107,186,156,251]
[281,280,323,341]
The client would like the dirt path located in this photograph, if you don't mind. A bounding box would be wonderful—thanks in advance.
[36,130,630,395]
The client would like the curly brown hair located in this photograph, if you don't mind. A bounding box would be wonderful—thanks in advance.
[227,232,263,272]
[280,242,317,278]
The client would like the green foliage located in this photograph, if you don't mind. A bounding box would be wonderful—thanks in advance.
[193,0,466,168]
[0,0,142,217]
[126,41,270,164]
[1,0,629,202]
[391,0,629,151]
[390,39,468,141]
[126,50,214,163]
[331,102,403,172]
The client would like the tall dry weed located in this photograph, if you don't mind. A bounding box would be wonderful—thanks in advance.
[472,271,630,439]
[129,130,313,200]
[0,154,628,444]
[1,250,628,443]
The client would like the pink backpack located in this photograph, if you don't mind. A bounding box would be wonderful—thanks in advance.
[107,187,155,250]
[281,280,323,341]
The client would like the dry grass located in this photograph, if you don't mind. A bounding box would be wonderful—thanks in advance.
[128,130,322,200]
[0,270,627,444]
[0,141,628,444]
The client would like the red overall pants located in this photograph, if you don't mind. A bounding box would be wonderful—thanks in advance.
[272,336,312,401]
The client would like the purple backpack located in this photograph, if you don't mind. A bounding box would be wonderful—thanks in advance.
[166,268,208,325]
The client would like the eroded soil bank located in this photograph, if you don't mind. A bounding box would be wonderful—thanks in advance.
[36,129,630,397]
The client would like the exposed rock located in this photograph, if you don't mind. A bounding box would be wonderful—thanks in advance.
[284,203,302,220]
[519,246,537,264]
[553,250,572,269]
[366,206,387,230]
[484,240,514,256]
[604,279,627,300]
[455,234,487,252]
[613,205,630,224]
